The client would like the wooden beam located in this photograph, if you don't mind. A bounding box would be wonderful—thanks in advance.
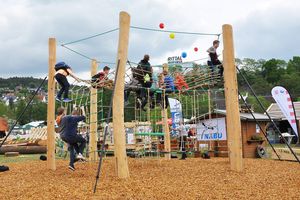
[89,59,98,161]
[162,90,171,160]
[113,11,130,178]
[222,24,243,172]
[47,38,56,170]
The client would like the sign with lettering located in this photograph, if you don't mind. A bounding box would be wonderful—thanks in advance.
[196,117,227,141]
[167,56,182,64]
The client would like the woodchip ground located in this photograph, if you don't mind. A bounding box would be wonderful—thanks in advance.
[0,158,299,200]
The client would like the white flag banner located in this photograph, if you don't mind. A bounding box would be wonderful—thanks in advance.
[168,98,183,136]
[271,86,298,137]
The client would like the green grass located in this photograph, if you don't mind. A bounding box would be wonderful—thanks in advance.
[266,143,300,149]
[0,154,64,164]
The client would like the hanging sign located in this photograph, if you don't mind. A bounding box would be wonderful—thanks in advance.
[196,117,227,141]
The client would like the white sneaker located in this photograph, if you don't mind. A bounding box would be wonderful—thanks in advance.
[76,153,86,160]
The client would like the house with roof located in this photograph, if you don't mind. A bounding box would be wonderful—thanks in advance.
[189,109,280,158]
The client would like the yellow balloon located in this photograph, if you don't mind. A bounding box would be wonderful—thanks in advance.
[169,33,175,39]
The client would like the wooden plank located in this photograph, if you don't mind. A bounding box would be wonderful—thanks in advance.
[222,24,243,172]
[47,38,56,170]
[113,11,130,178]
[162,104,171,160]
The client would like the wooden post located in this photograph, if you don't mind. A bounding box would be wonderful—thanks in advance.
[162,90,171,159]
[113,11,130,178]
[208,89,212,150]
[89,59,98,161]
[208,89,212,119]
[47,38,56,170]
[222,24,243,172]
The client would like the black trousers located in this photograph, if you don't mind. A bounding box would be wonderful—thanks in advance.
[207,60,223,77]
[0,131,6,138]
[156,89,172,108]
[140,82,152,109]
[179,136,187,159]
[55,73,70,99]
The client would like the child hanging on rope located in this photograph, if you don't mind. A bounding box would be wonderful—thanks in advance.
[174,72,189,92]
[207,40,223,77]
[59,109,86,171]
[55,62,82,102]
[91,66,113,89]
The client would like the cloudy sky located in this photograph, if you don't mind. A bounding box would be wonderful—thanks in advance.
[1,0,299,78]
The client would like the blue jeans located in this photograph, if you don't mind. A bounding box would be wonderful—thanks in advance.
[61,134,86,167]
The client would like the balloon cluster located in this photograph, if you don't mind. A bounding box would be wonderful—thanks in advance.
[159,23,199,59]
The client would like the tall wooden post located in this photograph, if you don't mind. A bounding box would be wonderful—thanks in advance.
[222,24,243,172]
[208,89,212,119]
[162,90,171,159]
[208,89,212,150]
[89,59,98,161]
[47,38,56,170]
[113,11,130,178]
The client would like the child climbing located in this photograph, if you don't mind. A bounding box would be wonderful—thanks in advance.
[154,72,165,106]
[207,40,223,77]
[174,72,189,92]
[91,66,113,89]
[56,107,66,127]
[55,62,82,102]
[157,65,175,108]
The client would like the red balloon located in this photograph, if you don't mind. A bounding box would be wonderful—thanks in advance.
[159,23,164,29]
[194,47,198,52]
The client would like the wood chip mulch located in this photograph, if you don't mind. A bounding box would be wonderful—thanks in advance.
[0,158,299,200]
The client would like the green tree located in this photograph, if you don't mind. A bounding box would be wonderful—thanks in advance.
[15,99,31,125]
[247,95,272,113]
[0,101,14,119]
[286,56,300,74]
[261,59,286,84]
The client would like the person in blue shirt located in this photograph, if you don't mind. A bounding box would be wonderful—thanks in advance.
[157,69,175,108]
[59,109,86,171]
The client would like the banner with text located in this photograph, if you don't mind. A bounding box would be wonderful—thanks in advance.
[168,98,183,136]
[196,117,227,141]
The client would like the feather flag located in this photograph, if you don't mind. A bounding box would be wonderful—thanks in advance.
[271,86,298,137]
